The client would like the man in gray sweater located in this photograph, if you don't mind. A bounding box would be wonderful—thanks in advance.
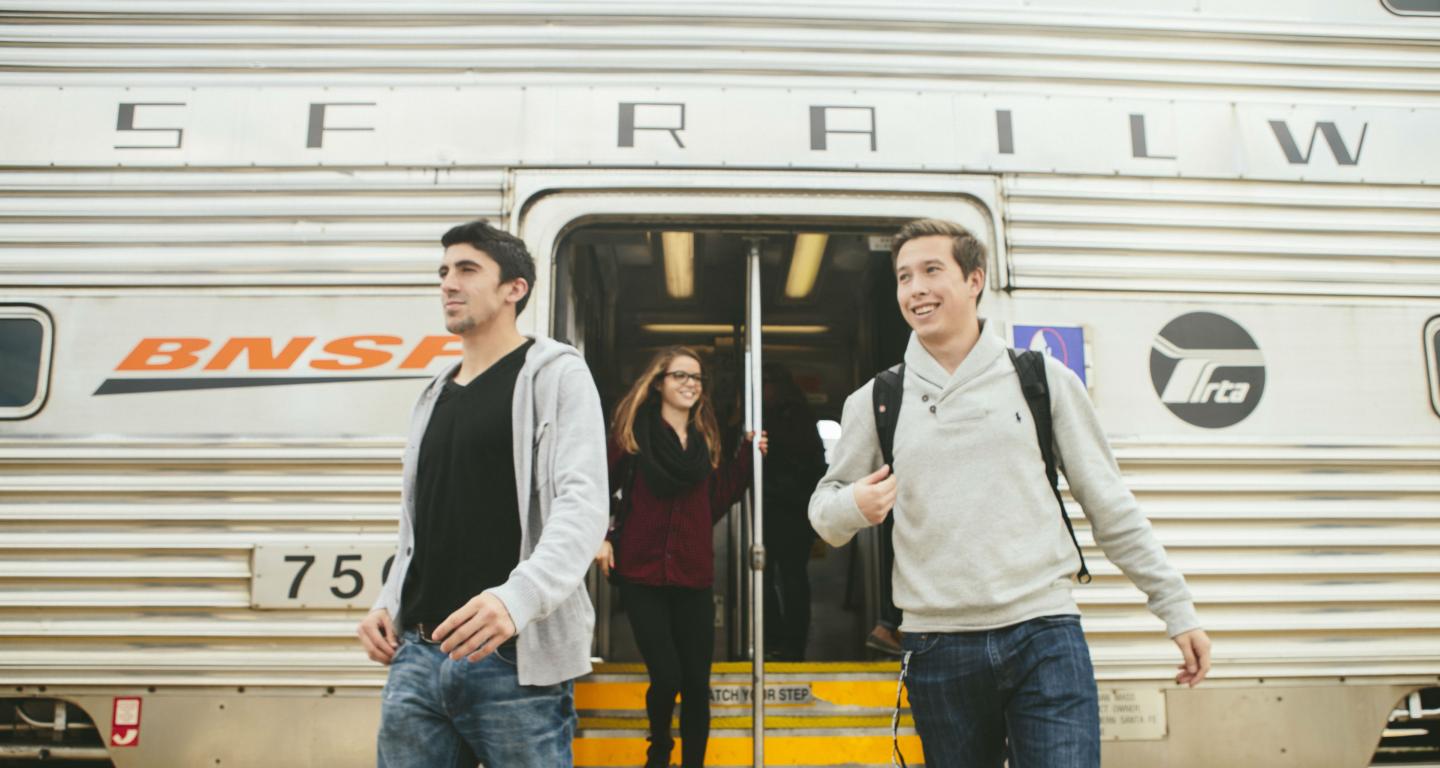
[809,218,1211,766]
[357,221,609,767]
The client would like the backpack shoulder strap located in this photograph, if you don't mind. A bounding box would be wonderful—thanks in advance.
[872,362,906,470]
[1009,349,1056,483]
[1008,348,1092,584]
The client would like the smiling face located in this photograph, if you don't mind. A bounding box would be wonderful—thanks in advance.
[894,235,984,346]
[655,353,704,414]
[438,243,528,336]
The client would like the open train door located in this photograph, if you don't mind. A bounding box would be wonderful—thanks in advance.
[515,169,1000,766]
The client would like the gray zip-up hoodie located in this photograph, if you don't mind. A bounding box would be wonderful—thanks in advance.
[372,335,609,686]
[809,323,1200,637]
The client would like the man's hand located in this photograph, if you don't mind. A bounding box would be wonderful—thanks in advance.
[595,540,615,577]
[1173,628,1212,687]
[433,592,516,663]
[357,608,398,665]
[853,465,897,525]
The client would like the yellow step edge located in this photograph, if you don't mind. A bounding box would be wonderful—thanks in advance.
[580,715,916,730]
[591,661,902,675]
[577,679,910,711]
[574,734,924,767]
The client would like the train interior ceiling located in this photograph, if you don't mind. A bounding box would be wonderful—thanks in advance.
[555,223,911,662]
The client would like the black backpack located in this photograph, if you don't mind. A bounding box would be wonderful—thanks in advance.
[872,349,1091,584]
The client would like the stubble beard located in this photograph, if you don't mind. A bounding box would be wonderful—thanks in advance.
[445,314,477,335]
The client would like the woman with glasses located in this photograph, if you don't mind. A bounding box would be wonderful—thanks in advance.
[595,346,766,768]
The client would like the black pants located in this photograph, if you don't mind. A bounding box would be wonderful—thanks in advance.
[623,583,715,768]
[764,533,812,660]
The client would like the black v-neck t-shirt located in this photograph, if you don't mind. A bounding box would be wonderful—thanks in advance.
[399,339,534,628]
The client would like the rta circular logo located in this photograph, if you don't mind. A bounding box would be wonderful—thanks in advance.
[1149,312,1265,429]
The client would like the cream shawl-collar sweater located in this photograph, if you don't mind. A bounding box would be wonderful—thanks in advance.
[809,322,1199,636]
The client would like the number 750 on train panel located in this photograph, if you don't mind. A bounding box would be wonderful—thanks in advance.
[251,545,396,609]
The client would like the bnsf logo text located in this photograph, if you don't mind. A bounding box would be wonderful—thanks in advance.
[117,336,461,371]
[96,335,461,395]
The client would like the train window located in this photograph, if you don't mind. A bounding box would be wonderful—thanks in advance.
[0,306,54,420]
[1382,0,1440,14]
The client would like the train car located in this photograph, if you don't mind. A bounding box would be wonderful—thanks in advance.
[1,1,1438,765]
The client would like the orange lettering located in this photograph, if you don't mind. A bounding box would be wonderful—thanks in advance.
[204,337,315,371]
[117,338,210,371]
[311,335,402,370]
[399,335,462,369]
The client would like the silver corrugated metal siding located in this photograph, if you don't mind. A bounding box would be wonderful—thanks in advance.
[1072,442,1440,679]
[1003,175,1440,297]
[0,165,506,686]
[0,1,1437,693]
[3,1,1439,92]
[0,169,506,286]
[0,441,405,687]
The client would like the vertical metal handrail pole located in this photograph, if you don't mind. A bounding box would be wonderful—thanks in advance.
[743,240,766,767]
[731,484,747,658]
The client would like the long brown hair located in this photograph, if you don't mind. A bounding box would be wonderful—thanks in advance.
[611,346,723,469]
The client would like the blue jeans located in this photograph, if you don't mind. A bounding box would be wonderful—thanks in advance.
[377,630,575,768]
[902,615,1100,768]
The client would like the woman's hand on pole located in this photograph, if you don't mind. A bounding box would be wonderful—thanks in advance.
[595,540,615,577]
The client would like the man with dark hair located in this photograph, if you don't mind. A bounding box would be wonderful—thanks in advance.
[358,219,608,767]
[809,218,1211,766]
[439,220,538,317]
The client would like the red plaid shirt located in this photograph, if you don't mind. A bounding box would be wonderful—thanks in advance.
[608,435,753,589]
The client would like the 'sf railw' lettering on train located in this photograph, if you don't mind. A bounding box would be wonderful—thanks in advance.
[108,98,1373,165]
[94,335,461,395]
[4,86,1431,183]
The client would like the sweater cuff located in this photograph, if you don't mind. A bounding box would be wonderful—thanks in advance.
[841,484,872,532]
[1157,600,1202,638]
[812,482,873,547]
[486,578,540,636]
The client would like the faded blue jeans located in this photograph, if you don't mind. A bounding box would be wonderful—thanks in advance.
[901,614,1100,768]
[377,629,575,768]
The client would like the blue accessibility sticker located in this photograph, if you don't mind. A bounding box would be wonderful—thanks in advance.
[1012,324,1087,385]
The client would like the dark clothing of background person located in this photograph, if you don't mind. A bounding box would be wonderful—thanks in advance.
[760,369,827,661]
[400,340,532,628]
[607,418,754,768]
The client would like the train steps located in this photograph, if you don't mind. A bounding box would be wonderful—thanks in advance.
[572,661,922,767]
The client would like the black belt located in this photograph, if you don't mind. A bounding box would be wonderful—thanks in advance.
[407,624,517,652]
[410,623,444,644]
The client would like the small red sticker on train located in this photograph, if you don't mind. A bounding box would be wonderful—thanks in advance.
[110,697,142,748]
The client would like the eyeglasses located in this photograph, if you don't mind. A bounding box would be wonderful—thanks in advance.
[660,371,707,387]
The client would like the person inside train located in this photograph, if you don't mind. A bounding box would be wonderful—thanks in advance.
[357,220,609,768]
[760,362,827,662]
[594,346,767,768]
[808,218,1212,767]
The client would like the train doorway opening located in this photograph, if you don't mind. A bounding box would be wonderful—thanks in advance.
[525,175,1001,765]
[552,221,913,666]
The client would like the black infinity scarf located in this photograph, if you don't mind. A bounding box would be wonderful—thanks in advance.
[634,400,712,498]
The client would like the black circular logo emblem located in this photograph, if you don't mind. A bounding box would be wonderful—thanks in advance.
[1149,312,1265,429]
